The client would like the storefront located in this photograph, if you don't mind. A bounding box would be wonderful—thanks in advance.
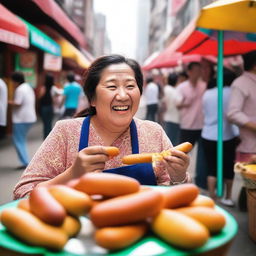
[15,19,62,89]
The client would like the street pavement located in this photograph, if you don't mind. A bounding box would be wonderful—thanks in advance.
[0,120,256,255]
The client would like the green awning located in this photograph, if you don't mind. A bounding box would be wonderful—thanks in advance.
[20,18,61,56]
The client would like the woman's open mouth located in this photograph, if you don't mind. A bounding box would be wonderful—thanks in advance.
[112,105,130,111]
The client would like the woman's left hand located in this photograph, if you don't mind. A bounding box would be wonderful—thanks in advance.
[157,149,190,184]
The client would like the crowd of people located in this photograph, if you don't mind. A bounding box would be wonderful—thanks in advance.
[0,71,85,169]
[0,50,255,207]
[142,50,256,206]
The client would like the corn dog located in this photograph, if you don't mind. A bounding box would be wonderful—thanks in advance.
[122,142,193,165]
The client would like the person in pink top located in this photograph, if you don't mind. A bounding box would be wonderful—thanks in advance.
[227,50,256,210]
[13,54,190,199]
[176,62,207,188]
[227,50,256,162]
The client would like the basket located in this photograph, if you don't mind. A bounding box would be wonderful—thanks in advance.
[234,163,256,189]
[247,189,256,242]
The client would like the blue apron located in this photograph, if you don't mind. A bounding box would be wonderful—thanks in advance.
[78,116,157,185]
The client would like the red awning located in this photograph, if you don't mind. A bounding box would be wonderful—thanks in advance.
[32,0,86,47]
[0,4,29,48]
[143,18,197,70]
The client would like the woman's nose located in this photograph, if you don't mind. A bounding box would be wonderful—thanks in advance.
[116,87,128,99]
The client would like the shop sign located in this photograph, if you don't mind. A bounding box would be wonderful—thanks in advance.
[0,28,29,48]
[43,53,62,71]
[15,51,37,88]
[21,18,61,56]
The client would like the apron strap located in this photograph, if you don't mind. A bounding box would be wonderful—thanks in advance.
[78,116,90,151]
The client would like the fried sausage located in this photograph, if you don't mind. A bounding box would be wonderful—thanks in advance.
[189,195,215,208]
[29,186,66,226]
[90,189,164,227]
[176,206,226,234]
[94,223,148,250]
[122,142,193,165]
[48,185,93,216]
[162,183,199,209]
[104,146,120,158]
[74,172,140,197]
[151,209,209,250]
[0,208,68,250]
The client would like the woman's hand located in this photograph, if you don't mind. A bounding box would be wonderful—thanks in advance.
[69,146,111,179]
[155,149,190,184]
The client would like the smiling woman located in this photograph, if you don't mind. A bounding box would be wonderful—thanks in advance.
[13,54,190,199]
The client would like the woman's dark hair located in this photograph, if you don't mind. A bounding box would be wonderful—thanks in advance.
[11,71,25,84]
[76,54,143,117]
[177,71,188,80]
[223,68,237,86]
[167,73,177,86]
[207,78,217,90]
[207,69,236,89]
[45,73,54,90]
[242,50,256,71]
[67,72,75,82]
[187,62,201,71]
[146,77,153,84]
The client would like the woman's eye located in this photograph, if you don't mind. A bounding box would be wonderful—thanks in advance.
[107,85,116,89]
[127,84,135,89]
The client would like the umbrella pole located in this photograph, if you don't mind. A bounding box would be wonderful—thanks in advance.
[217,30,224,197]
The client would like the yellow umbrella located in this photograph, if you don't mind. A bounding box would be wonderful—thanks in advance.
[197,0,256,33]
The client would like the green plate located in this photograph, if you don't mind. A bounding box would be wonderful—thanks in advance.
[0,190,238,256]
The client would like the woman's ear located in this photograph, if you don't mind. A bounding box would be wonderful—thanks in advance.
[90,96,96,107]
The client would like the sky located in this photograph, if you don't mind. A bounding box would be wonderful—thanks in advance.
[93,0,139,58]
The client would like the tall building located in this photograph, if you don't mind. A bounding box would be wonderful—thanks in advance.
[148,0,169,55]
[135,0,151,64]
[146,0,217,58]
[93,13,110,57]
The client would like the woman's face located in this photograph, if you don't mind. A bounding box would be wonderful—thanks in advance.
[91,63,141,129]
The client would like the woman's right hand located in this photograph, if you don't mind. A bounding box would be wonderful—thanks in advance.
[69,146,112,179]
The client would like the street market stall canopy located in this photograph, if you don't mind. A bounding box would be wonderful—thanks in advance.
[1,0,86,49]
[0,4,29,48]
[58,38,91,69]
[143,18,199,70]
[31,0,86,47]
[144,16,256,70]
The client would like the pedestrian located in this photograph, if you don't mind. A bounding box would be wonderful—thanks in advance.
[227,50,256,209]
[144,76,159,121]
[61,72,84,119]
[38,73,54,139]
[13,54,190,199]
[202,70,239,206]
[176,71,188,85]
[50,82,64,120]
[176,62,207,188]
[163,73,182,146]
[0,77,8,139]
[8,72,37,169]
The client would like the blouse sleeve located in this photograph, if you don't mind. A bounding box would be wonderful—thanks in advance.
[227,85,250,126]
[13,119,80,199]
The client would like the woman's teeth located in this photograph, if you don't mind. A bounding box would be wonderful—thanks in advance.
[112,106,129,111]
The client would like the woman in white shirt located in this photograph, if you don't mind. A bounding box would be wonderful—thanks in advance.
[201,70,239,206]
[163,73,182,146]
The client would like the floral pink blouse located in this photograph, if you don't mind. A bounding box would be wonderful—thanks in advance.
[13,117,173,199]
